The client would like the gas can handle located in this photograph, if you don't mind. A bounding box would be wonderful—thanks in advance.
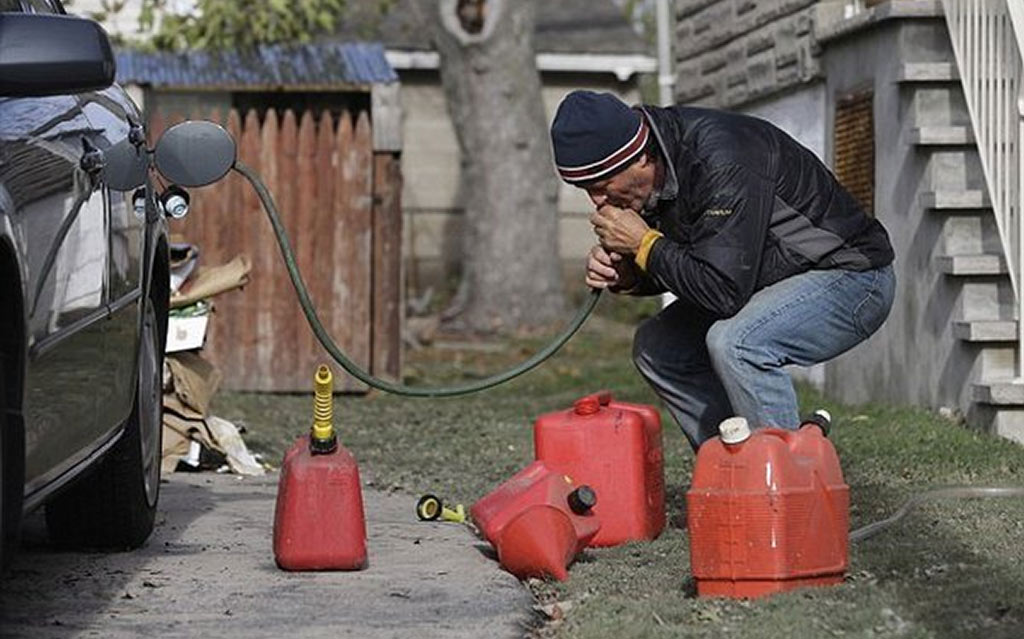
[573,390,613,415]
[800,409,832,437]
[581,390,613,406]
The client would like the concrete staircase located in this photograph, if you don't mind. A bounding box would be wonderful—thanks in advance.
[899,53,1024,441]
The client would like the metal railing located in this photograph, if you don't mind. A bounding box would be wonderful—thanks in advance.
[943,0,1024,378]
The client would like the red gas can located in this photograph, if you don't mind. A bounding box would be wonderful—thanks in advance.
[686,414,848,598]
[534,391,665,547]
[273,435,368,571]
[470,460,600,580]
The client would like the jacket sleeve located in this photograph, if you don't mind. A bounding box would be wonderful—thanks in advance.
[644,163,773,317]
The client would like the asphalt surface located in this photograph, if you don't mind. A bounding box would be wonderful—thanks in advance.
[0,474,532,638]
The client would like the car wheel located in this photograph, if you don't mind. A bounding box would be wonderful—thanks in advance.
[45,295,164,549]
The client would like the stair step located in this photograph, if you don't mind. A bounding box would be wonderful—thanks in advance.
[974,382,1024,406]
[910,126,975,145]
[921,190,991,209]
[936,253,1007,275]
[954,320,1018,342]
[898,62,959,82]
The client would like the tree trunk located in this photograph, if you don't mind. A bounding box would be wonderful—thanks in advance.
[430,0,566,332]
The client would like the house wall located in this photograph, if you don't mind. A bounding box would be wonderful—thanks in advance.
[399,70,643,292]
[674,0,822,109]
[739,82,826,161]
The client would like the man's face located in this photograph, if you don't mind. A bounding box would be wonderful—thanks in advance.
[582,153,656,212]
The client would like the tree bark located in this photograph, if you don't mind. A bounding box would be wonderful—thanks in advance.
[430,0,566,332]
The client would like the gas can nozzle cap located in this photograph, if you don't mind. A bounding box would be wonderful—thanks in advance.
[719,416,751,445]
[567,485,597,514]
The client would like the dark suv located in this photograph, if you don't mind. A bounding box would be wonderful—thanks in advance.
[0,1,169,566]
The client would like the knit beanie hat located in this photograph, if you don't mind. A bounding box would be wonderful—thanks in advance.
[550,90,649,184]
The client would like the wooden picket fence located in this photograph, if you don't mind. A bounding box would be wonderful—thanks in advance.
[151,107,402,392]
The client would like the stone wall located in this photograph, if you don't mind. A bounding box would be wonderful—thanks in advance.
[674,0,822,108]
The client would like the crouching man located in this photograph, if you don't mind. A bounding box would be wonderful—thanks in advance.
[550,91,895,449]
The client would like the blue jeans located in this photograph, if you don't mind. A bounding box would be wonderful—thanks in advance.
[632,264,895,449]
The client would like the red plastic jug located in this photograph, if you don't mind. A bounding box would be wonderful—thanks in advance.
[534,390,665,547]
[470,460,600,580]
[686,414,848,598]
[273,434,368,571]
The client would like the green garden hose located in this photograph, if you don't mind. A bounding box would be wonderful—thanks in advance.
[234,161,601,398]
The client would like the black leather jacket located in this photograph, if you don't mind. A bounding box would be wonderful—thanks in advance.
[632,104,894,318]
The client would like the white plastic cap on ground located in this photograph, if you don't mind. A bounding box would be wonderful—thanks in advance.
[718,416,751,445]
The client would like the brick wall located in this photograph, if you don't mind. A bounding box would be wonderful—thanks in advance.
[675,0,822,108]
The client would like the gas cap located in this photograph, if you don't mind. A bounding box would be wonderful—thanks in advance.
[567,485,597,514]
[719,417,751,445]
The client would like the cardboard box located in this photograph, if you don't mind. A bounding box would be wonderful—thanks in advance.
[166,315,210,353]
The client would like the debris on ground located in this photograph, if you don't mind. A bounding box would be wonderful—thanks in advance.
[162,239,262,476]
[170,252,251,309]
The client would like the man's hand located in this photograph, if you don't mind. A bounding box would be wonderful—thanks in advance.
[586,244,637,291]
[590,204,650,255]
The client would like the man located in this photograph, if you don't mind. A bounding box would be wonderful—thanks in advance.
[550,90,895,449]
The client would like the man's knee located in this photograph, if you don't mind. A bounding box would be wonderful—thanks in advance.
[705,320,738,370]
[707,318,783,373]
[632,315,660,375]
[633,311,717,380]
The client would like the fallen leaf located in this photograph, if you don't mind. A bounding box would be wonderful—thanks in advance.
[534,601,573,620]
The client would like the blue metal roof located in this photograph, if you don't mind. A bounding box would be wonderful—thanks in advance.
[115,42,398,89]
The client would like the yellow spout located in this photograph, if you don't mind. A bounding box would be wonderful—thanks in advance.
[311,364,334,443]
[440,504,466,523]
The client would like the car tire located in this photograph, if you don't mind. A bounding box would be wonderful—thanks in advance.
[0,355,6,569]
[0,353,24,572]
[45,294,164,549]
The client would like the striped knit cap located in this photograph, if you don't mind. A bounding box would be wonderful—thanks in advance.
[550,90,649,185]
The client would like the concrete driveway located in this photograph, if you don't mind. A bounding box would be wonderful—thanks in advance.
[0,474,532,638]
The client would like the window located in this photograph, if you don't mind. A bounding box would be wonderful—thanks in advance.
[0,0,22,11]
[834,89,875,216]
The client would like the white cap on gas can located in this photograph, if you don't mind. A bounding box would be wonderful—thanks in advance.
[719,416,751,445]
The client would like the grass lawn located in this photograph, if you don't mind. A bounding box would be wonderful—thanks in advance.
[213,293,1024,638]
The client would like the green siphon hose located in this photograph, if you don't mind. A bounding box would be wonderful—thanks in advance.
[849,485,1024,543]
[233,161,602,398]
